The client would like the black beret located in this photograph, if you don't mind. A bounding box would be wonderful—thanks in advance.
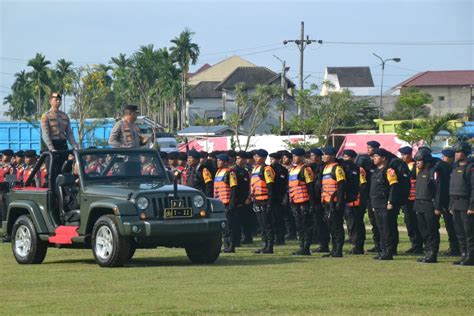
[188,150,201,159]
[279,150,293,159]
[236,151,247,158]
[168,151,179,159]
[209,151,218,158]
[254,149,268,158]
[269,152,282,159]
[367,141,381,148]
[373,148,389,158]
[216,154,230,162]
[199,151,208,158]
[123,104,139,112]
[291,148,306,157]
[343,149,357,158]
[178,152,188,160]
[24,150,36,158]
[441,148,455,158]
[2,149,14,156]
[418,146,432,153]
[309,148,323,156]
[244,152,254,159]
[159,151,168,159]
[322,146,337,156]
[398,146,413,155]
[226,150,237,158]
[15,150,24,157]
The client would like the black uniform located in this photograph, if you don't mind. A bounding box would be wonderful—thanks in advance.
[414,164,441,261]
[449,162,474,264]
[272,162,289,244]
[310,162,330,251]
[234,164,253,244]
[401,161,423,253]
[185,164,213,197]
[370,166,399,259]
[366,161,381,252]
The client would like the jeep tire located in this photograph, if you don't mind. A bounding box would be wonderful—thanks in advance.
[11,215,48,264]
[91,215,131,267]
[185,232,222,264]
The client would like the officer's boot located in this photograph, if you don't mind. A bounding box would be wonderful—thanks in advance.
[453,252,467,265]
[460,252,474,266]
[293,239,305,255]
[379,247,394,260]
[323,240,337,258]
[262,240,274,254]
[332,243,343,258]
[302,242,312,256]
[312,244,330,253]
[444,243,461,257]
[423,251,437,263]
[223,242,235,253]
[418,250,433,263]
[255,241,268,254]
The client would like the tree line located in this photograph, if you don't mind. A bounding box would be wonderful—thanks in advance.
[3,28,199,132]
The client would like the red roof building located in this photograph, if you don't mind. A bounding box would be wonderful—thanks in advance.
[399,70,474,87]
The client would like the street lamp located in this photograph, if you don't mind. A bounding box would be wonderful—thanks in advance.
[373,53,401,118]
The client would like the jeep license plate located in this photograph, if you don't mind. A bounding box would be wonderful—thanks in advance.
[164,208,193,219]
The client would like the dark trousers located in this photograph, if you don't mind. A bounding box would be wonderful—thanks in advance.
[273,201,286,242]
[292,203,313,246]
[345,204,366,249]
[415,201,440,254]
[401,200,423,249]
[442,206,459,251]
[323,203,345,250]
[238,204,255,241]
[367,200,381,248]
[374,207,398,255]
[313,203,330,247]
[224,207,240,247]
[344,206,355,242]
[282,203,296,238]
[453,209,474,256]
[254,203,274,244]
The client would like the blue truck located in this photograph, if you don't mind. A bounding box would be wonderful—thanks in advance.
[0,117,177,152]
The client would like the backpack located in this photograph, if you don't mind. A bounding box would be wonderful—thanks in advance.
[339,159,360,203]
[388,157,411,205]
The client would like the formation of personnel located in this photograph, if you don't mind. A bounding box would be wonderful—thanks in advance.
[163,141,474,266]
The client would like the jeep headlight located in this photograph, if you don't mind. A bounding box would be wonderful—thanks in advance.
[136,196,149,210]
[193,195,205,208]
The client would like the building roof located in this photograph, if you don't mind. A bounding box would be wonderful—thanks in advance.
[177,125,233,136]
[188,81,221,98]
[186,63,212,80]
[188,56,256,85]
[204,110,223,119]
[398,70,474,87]
[327,67,374,88]
[266,73,296,88]
[215,66,277,90]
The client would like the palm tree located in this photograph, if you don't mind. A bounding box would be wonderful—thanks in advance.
[27,53,51,117]
[55,59,74,111]
[170,28,200,129]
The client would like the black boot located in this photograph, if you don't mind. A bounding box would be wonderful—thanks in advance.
[444,247,461,257]
[349,247,364,255]
[2,234,11,243]
[460,253,474,266]
[255,242,267,254]
[422,251,437,263]
[262,241,274,254]
[379,249,393,260]
[293,240,305,255]
[312,245,330,253]
[332,243,343,258]
[453,252,467,265]
[367,245,380,253]
[223,244,235,253]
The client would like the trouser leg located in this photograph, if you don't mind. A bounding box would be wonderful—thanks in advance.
[351,205,366,250]
[315,203,330,248]
[403,201,423,249]
[273,202,286,243]
[375,208,391,254]
[460,210,474,257]
[442,207,459,252]
[368,201,380,248]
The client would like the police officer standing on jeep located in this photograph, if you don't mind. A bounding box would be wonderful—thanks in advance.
[41,92,78,152]
[449,142,474,266]
[108,104,148,148]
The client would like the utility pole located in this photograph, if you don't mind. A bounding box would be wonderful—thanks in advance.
[283,21,322,115]
[273,55,290,132]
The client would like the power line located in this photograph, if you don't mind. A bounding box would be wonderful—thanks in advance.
[200,43,282,57]
[324,40,474,46]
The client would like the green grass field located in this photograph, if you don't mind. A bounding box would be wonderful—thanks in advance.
[1,230,473,315]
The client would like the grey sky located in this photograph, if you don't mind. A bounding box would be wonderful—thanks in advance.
[0,0,472,117]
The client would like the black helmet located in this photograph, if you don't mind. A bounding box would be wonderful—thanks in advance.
[414,149,432,162]
[453,141,472,156]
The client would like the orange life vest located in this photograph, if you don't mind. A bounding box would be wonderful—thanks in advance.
[251,165,269,201]
[289,165,310,204]
[408,161,416,201]
[214,168,231,205]
[321,162,339,203]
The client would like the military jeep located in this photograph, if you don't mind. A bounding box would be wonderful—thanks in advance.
[0,148,226,267]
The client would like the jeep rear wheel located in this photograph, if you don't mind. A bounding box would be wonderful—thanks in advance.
[185,232,222,264]
[11,215,48,264]
[91,215,131,267]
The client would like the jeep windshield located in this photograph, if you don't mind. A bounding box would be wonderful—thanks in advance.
[77,148,168,184]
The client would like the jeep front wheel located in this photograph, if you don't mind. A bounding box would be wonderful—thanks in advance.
[11,215,48,264]
[185,232,222,264]
[91,215,131,267]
